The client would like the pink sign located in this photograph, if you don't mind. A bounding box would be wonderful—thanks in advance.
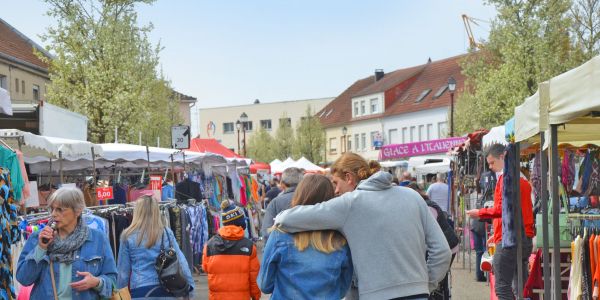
[379,137,466,160]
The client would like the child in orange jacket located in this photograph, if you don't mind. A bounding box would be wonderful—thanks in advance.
[202,201,261,300]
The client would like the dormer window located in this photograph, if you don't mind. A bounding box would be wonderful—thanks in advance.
[415,89,432,103]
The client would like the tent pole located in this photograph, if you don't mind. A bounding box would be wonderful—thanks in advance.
[513,142,523,300]
[146,145,151,175]
[540,132,551,298]
[59,151,64,184]
[91,146,97,204]
[549,124,561,299]
[171,154,176,197]
[49,157,53,187]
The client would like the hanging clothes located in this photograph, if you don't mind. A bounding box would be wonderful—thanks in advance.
[0,147,23,202]
[0,167,21,299]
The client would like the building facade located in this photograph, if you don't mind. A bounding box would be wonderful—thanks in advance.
[198,98,333,153]
[0,18,51,105]
[318,55,466,162]
[172,91,197,127]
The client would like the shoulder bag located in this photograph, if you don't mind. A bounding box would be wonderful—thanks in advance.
[155,229,190,297]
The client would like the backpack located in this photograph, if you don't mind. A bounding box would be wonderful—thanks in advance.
[425,200,459,249]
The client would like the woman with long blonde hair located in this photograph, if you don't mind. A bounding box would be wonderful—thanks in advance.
[257,174,353,299]
[117,196,194,299]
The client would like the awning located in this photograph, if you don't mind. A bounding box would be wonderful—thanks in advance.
[0,129,102,160]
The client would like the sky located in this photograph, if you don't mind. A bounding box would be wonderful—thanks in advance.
[2,1,496,109]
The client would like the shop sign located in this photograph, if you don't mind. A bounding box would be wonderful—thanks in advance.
[96,187,114,201]
[379,137,466,160]
[372,132,383,149]
[206,121,216,138]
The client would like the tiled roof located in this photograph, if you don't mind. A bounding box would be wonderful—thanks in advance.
[172,90,197,103]
[383,54,467,117]
[317,75,375,128]
[0,18,50,71]
[353,65,426,97]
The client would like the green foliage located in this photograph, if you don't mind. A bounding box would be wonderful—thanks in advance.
[247,126,275,163]
[455,0,597,134]
[294,105,325,163]
[38,0,181,143]
[272,112,296,160]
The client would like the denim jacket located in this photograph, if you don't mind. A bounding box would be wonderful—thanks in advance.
[16,228,117,299]
[117,227,195,292]
[258,230,353,299]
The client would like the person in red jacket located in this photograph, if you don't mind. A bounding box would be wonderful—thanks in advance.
[467,143,534,300]
[202,200,261,300]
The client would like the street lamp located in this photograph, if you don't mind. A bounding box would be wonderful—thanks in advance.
[236,120,242,155]
[239,112,248,157]
[448,76,456,137]
[342,126,348,153]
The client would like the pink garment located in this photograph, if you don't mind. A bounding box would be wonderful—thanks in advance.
[239,175,247,206]
[16,151,31,201]
[17,285,32,300]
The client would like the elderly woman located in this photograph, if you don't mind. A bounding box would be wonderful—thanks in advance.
[17,187,117,299]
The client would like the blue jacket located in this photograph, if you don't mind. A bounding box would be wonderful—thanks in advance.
[16,228,117,299]
[258,230,353,299]
[117,227,195,292]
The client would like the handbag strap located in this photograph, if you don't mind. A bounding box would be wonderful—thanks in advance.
[163,228,174,250]
[49,259,58,300]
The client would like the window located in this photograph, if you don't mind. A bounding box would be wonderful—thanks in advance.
[0,75,7,89]
[433,85,448,99]
[260,119,272,130]
[354,134,359,151]
[223,122,234,133]
[15,78,19,93]
[242,121,253,131]
[33,84,40,101]
[361,133,366,151]
[329,138,337,154]
[438,122,448,138]
[389,129,399,144]
[370,131,378,149]
[415,89,432,103]
[354,102,359,116]
[410,126,416,142]
[360,101,365,115]
[419,125,425,141]
[427,124,433,140]
[348,139,352,151]
[402,127,408,144]
[370,98,378,113]
[279,118,291,127]
[21,80,25,94]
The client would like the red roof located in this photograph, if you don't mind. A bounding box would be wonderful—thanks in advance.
[0,18,49,70]
[384,54,467,116]
[317,54,468,128]
[186,138,243,158]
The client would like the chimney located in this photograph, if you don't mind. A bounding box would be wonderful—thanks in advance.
[254,99,260,104]
[375,69,384,81]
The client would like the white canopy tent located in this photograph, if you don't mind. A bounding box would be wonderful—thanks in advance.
[0,129,103,160]
[270,159,282,170]
[291,157,324,172]
[272,157,296,173]
[414,162,451,175]
[482,126,508,148]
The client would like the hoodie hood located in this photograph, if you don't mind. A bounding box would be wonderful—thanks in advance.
[356,171,393,191]
[213,225,245,252]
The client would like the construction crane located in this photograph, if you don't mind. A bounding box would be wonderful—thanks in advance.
[462,14,487,50]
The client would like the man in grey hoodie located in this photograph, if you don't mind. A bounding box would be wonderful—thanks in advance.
[275,171,451,300]
[261,167,304,240]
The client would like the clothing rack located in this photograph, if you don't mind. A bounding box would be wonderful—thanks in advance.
[567,213,600,220]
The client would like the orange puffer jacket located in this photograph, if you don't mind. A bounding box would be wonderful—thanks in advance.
[202,225,261,300]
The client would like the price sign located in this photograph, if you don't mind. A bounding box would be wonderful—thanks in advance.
[150,175,163,191]
[96,187,114,201]
[171,125,190,149]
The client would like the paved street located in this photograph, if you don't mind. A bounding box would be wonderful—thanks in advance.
[193,251,490,300]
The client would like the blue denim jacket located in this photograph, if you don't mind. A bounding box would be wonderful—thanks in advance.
[117,227,195,292]
[258,230,353,299]
[16,228,117,299]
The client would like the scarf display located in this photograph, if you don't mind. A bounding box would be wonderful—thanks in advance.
[48,219,89,264]
[502,143,517,248]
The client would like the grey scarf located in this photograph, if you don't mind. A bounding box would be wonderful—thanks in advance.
[48,219,89,264]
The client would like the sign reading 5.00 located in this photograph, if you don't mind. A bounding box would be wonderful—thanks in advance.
[96,187,114,201]
[171,125,190,149]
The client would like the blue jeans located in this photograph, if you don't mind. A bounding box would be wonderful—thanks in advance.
[472,230,486,280]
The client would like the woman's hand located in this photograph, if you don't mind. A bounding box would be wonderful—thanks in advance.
[38,225,55,250]
[70,271,101,291]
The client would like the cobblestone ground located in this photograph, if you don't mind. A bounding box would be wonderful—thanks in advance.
[193,251,490,300]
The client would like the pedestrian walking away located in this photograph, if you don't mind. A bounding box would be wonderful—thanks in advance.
[258,174,353,299]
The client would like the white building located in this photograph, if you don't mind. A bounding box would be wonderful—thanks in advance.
[198,98,333,153]
[318,55,466,162]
